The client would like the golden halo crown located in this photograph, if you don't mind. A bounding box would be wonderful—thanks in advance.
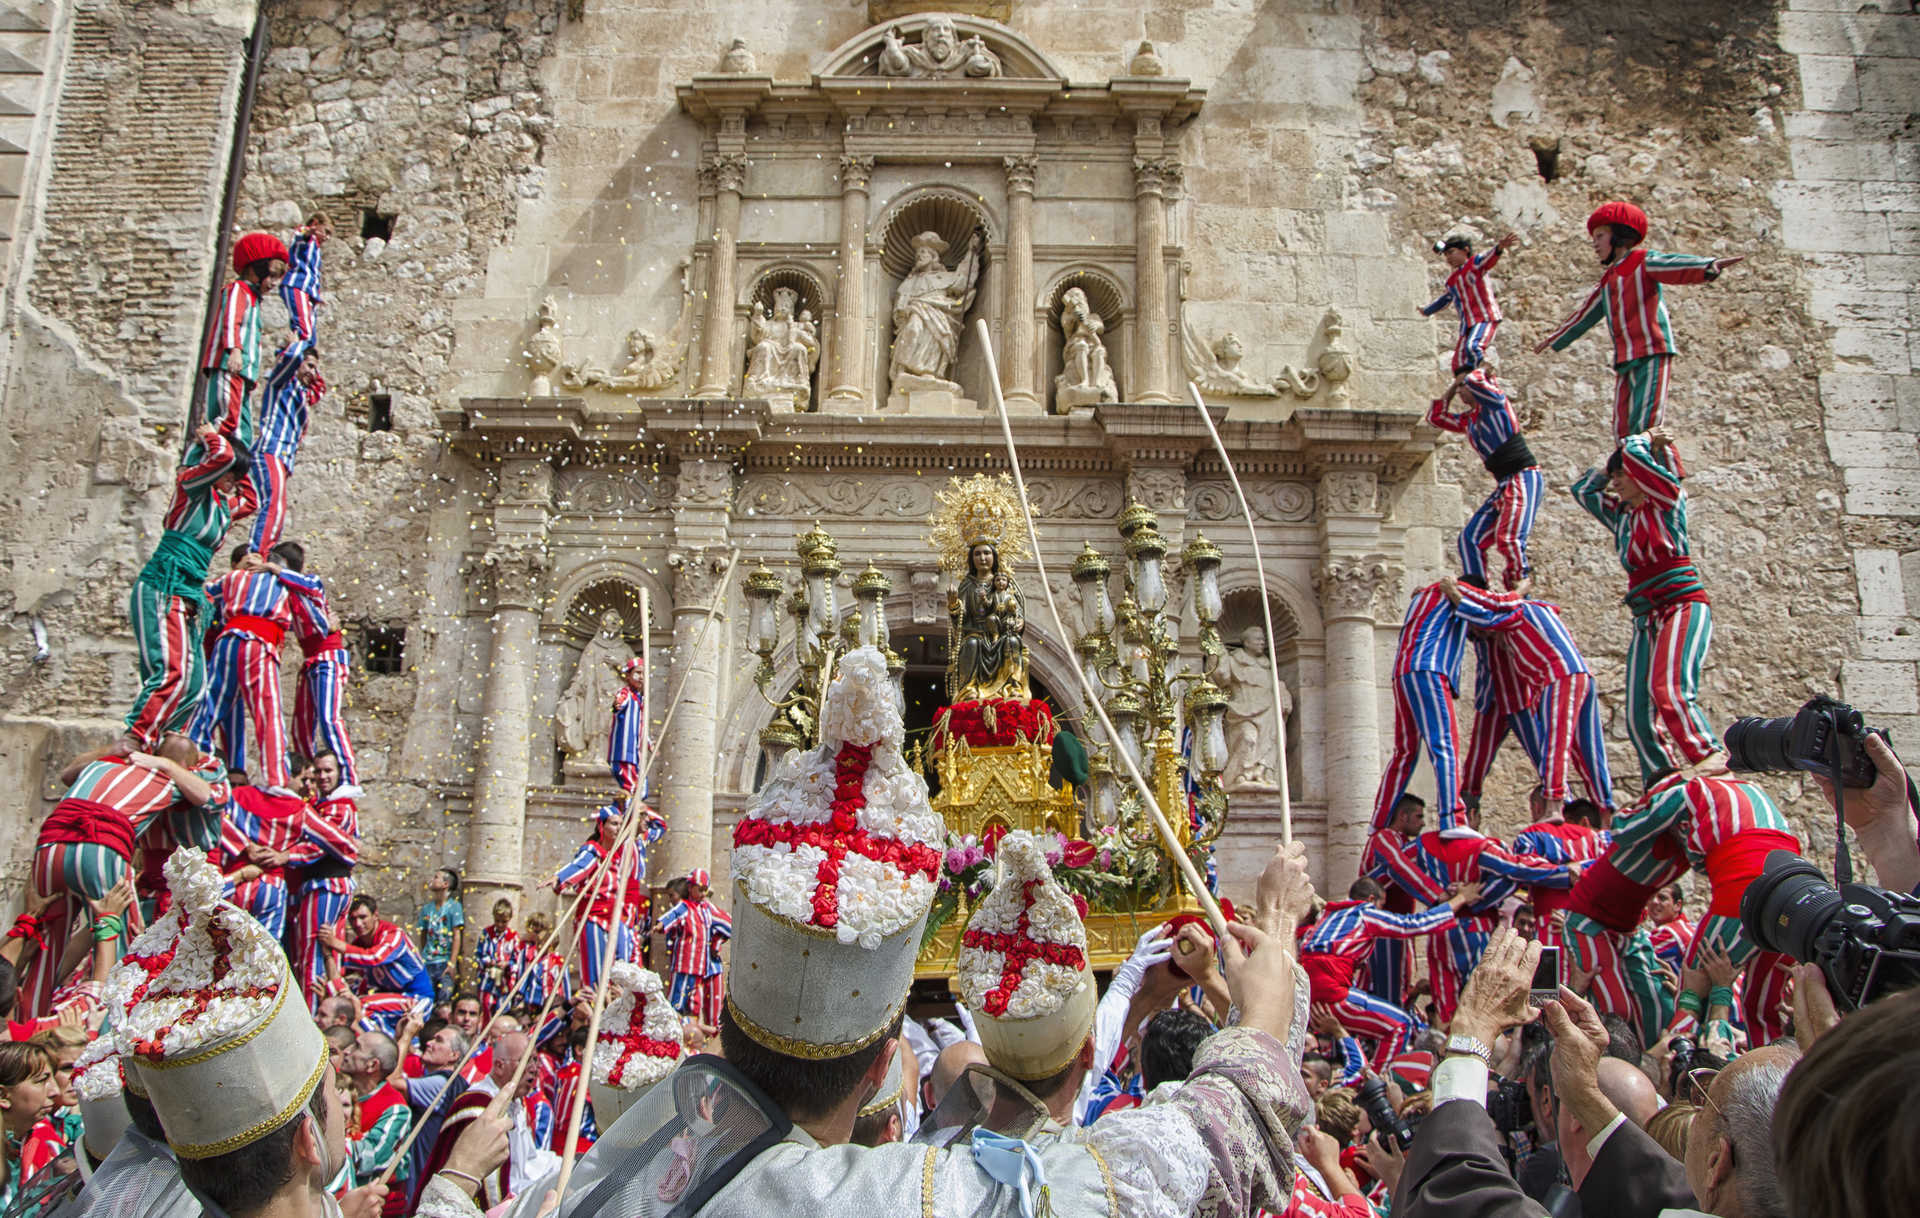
[927,473,1034,574]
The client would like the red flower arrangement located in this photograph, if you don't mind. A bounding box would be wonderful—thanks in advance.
[933,699,1057,750]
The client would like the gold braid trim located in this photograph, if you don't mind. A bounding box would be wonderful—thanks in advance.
[725,989,908,1060]
[1085,1142,1118,1216]
[139,983,289,1070]
[169,1047,326,1160]
[920,1144,937,1218]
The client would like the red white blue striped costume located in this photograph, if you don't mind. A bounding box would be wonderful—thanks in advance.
[126,433,255,749]
[1460,633,1547,815]
[1360,829,1433,1003]
[474,923,521,1016]
[1573,434,1720,783]
[1540,248,1720,437]
[658,887,732,1026]
[512,940,572,1014]
[1427,373,1541,589]
[1375,830,1574,1024]
[286,572,359,786]
[1648,911,1694,973]
[1509,819,1612,965]
[1422,247,1504,374]
[551,807,664,986]
[336,917,436,1035]
[189,566,318,791]
[24,752,228,1018]
[608,685,645,793]
[1449,586,1615,813]
[201,279,264,444]
[217,784,308,940]
[250,370,324,554]
[1373,583,1469,833]
[1298,898,1454,1070]
[290,791,359,1007]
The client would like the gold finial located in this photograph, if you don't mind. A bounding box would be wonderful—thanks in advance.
[745,562,785,599]
[853,563,892,597]
[1071,541,1111,580]
[1118,500,1159,539]
[797,522,841,576]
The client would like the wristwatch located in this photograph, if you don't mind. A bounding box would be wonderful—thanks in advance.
[1446,1033,1492,1064]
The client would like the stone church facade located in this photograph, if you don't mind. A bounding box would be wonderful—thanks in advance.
[1,0,1915,926]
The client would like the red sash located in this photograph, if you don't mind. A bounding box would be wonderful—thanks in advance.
[41,798,137,862]
[226,613,286,648]
[1704,829,1801,918]
[301,630,346,659]
[1568,855,1660,933]
[1300,953,1354,1004]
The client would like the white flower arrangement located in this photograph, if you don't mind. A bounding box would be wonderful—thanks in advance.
[591,962,682,1091]
[71,1035,122,1102]
[955,831,1089,1020]
[110,850,284,1059]
[733,645,941,948]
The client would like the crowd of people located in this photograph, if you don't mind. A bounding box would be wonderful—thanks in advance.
[0,197,1913,1218]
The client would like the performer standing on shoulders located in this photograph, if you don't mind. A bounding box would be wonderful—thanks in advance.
[200,232,289,446]
[608,657,646,794]
[278,541,360,789]
[1372,581,1471,835]
[1428,370,1541,590]
[1421,231,1516,385]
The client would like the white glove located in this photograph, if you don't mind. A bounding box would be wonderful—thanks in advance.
[1111,924,1175,1003]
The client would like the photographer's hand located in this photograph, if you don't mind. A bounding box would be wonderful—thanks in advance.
[1791,963,1840,1048]
[1543,985,1619,1178]
[1450,928,1540,1048]
[1357,1130,1406,1196]
[1816,733,1920,894]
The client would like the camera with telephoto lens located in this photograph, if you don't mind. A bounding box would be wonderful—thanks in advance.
[1487,1076,1532,1134]
[1666,1037,1706,1098]
[1725,694,1887,789]
[1355,1077,1415,1151]
[1740,850,1920,1010]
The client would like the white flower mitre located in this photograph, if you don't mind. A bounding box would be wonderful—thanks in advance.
[956,831,1089,1022]
[591,962,682,1091]
[818,645,904,748]
[72,1035,124,1103]
[112,849,284,1062]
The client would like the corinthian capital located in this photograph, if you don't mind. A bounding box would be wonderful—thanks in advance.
[1314,553,1400,623]
[1003,154,1038,194]
[479,542,551,612]
[838,155,874,191]
[1132,157,1172,194]
[709,154,749,194]
[668,546,732,609]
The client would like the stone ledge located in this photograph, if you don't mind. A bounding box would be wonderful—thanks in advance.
[1839,658,1920,715]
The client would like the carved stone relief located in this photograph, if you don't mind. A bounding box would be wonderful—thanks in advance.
[742,286,820,413]
[669,546,733,607]
[1187,481,1315,523]
[675,461,735,509]
[479,543,552,612]
[735,475,936,519]
[1313,554,1400,621]
[558,261,693,394]
[876,17,1002,78]
[1318,470,1378,517]
[554,609,634,758]
[1125,468,1186,514]
[555,469,671,516]
[526,296,563,395]
[1054,286,1119,412]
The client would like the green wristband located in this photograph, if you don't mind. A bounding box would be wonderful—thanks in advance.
[1707,985,1735,1010]
[1677,990,1705,1016]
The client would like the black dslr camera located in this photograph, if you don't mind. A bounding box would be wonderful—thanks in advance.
[1355,1077,1415,1151]
[1486,1076,1532,1134]
[1725,694,1887,789]
[1741,850,1920,1010]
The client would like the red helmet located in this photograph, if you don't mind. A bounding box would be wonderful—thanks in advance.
[1586,201,1647,239]
[231,231,290,272]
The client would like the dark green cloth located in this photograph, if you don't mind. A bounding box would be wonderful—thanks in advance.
[1050,726,1089,789]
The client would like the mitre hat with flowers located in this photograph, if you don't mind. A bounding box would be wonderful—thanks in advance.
[70,1035,132,1168]
[588,961,684,1127]
[955,830,1095,1080]
[728,644,943,1058]
[101,849,328,1159]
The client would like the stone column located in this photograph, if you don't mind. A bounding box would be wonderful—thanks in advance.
[695,154,748,398]
[1130,156,1173,404]
[825,156,873,409]
[465,537,551,915]
[659,542,732,881]
[1314,553,1396,888]
[1003,155,1039,409]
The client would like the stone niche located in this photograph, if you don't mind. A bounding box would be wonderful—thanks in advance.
[675,12,1204,416]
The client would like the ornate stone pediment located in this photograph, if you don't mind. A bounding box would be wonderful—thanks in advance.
[816,13,1063,80]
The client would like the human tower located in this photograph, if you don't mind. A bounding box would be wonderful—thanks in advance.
[1316,200,1807,1077]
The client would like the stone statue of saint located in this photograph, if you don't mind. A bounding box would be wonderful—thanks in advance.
[527,296,563,395]
[946,541,1029,703]
[742,286,820,412]
[877,17,1001,79]
[1214,624,1291,791]
[889,230,983,399]
[555,610,633,758]
[1053,286,1119,411]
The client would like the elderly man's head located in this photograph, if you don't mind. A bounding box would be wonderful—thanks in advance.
[926,1041,986,1111]
[1685,1042,1800,1218]
[318,994,358,1029]
[490,1031,531,1091]
[422,1025,469,1072]
[348,1030,399,1096]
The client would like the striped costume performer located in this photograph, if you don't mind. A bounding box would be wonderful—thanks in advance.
[512,939,572,1013]
[189,565,318,791]
[608,682,645,794]
[250,368,325,554]
[1573,433,1720,783]
[1450,585,1616,813]
[1298,898,1456,1070]
[474,923,521,1016]
[1459,634,1547,815]
[1373,583,1469,833]
[1509,818,1612,966]
[1427,372,1541,589]
[1604,769,1801,1044]
[1648,911,1694,973]
[290,790,360,1007]
[201,278,264,445]
[1421,246,1505,374]
[1540,248,1722,438]
[216,784,308,940]
[1563,843,1690,1040]
[125,433,256,749]
[1360,829,1431,1004]
[551,806,664,986]
[1373,830,1575,1025]
[286,572,359,786]
[658,886,732,1026]
[24,751,229,1018]
[336,917,436,1035]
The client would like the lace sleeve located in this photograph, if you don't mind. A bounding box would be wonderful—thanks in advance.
[414,1175,486,1218]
